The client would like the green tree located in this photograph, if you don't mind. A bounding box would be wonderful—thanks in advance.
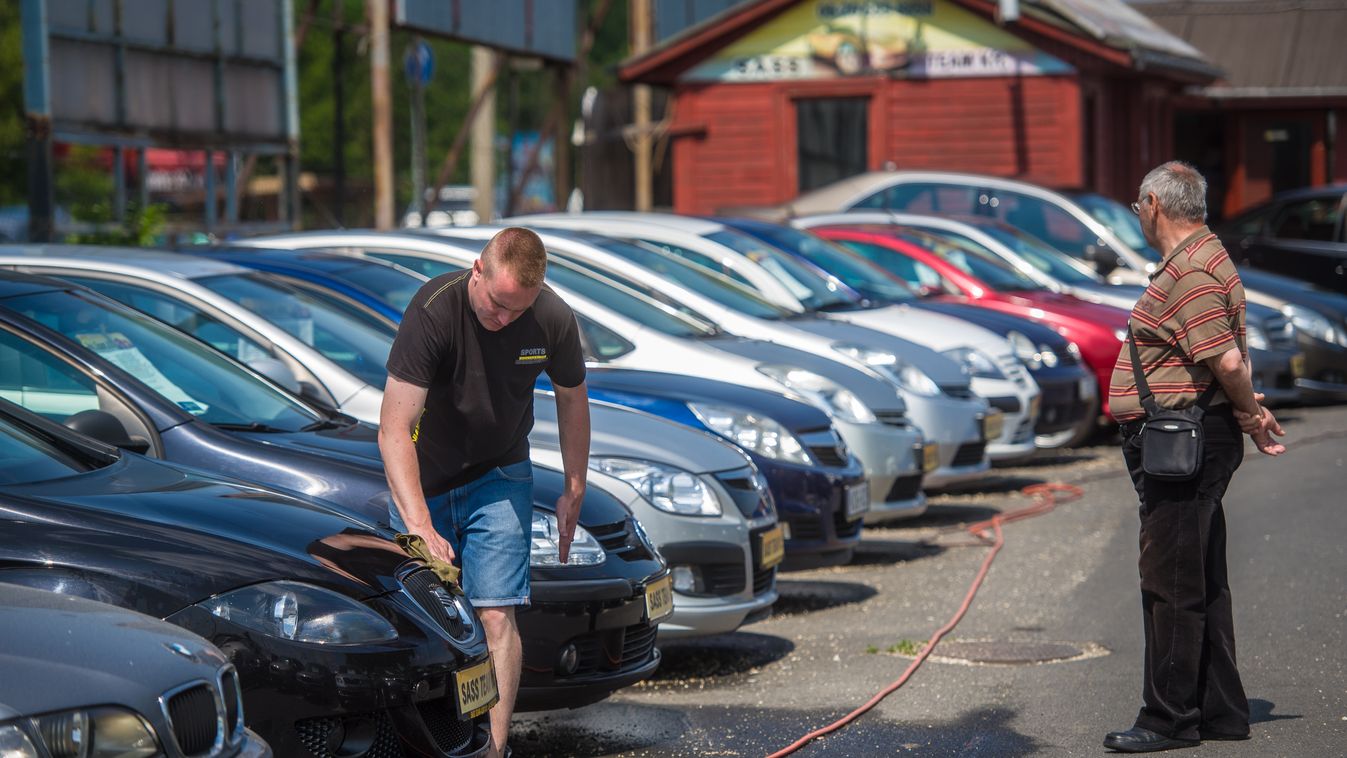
[0,1,28,207]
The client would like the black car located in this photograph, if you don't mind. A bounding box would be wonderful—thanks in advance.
[1220,184,1347,293]
[0,400,494,757]
[543,368,870,571]
[0,584,272,757]
[0,271,669,712]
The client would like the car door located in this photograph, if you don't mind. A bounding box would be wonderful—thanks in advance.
[1241,194,1347,292]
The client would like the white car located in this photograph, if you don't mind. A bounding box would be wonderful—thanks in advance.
[507,212,1039,464]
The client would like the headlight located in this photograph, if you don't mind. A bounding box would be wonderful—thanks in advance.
[1038,344,1059,367]
[204,581,398,644]
[833,344,940,396]
[1,708,161,758]
[1066,341,1083,360]
[591,457,721,517]
[757,365,878,424]
[688,402,812,465]
[531,511,606,566]
[1005,331,1043,370]
[1283,304,1347,348]
[1245,322,1269,350]
[940,347,1007,380]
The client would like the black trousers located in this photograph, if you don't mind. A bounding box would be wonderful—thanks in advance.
[1121,407,1249,740]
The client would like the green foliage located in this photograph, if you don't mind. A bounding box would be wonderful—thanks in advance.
[0,1,27,206]
[65,202,167,247]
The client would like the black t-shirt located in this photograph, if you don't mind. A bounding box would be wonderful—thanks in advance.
[387,270,586,496]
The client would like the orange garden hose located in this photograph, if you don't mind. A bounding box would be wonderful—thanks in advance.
[765,482,1086,758]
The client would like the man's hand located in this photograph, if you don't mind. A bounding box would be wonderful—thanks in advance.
[554,489,582,565]
[407,518,457,563]
[1235,392,1266,434]
[1234,396,1286,456]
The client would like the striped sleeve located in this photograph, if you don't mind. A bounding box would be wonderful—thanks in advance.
[1172,271,1237,364]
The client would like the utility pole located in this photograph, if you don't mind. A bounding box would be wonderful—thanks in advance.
[406,38,432,222]
[368,0,395,229]
[470,46,498,224]
[332,0,346,225]
[630,0,653,211]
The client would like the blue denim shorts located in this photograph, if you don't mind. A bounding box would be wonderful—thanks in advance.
[390,460,534,607]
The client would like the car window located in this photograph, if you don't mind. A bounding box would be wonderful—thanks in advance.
[836,240,958,295]
[704,229,858,310]
[861,183,978,215]
[974,226,1101,285]
[0,420,93,484]
[635,239,754,287]
[985,189,1092,257]
[734,224,916,302]
[5,290,321,431]
[302,258,425,313]
[0,325,156,445]
[544,265,719,339]
[197,273,395,386]
[901,229,1046,291]
[365,251,459,279]
[61,277,276,366]
[1226,204,1276,237]
[1269,197,1342,242]
[577,315,633,361]
[278,278,401,336]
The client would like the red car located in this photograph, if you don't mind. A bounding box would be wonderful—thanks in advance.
[813,224,1129,420]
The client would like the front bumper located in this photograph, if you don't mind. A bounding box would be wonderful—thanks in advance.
[833,418,928,523]
[1294,334,1347,401]
[166,578,494,758]
[516,568,670,712]
[970,374,1040,462]
[1250,345,1301,405]
[654,529,779,639]
[751,452,867,570]
[1028,364,1095,436]
[903,392,990,489]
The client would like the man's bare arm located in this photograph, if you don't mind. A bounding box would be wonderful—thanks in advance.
[379,375,456,561]
[551,380,590,564]
[1205,346,1285,455]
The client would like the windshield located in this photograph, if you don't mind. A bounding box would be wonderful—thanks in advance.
[307,257,425,313]
[898,229,1048,292]
[365,251,460,280]
[543,264,720,339]
[1072,194,1164,262]
[0,420,96,484]
[734,225,916,303]
[197,273,394,386]
[703,229,860,311]
[570,237,791,320]
[9,290,321,430]
[974,225,1103,285]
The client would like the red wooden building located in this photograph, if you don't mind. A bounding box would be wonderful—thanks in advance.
[619,0,1219,215]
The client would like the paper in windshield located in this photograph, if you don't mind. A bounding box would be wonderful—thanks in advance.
[76,332,210,415]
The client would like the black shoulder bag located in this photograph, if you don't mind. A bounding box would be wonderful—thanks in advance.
[1128,325,1219,480]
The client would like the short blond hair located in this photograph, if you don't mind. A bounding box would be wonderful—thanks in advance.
[482,227,547,288]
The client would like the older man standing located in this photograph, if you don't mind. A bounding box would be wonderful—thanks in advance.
[380,227,589,758]
[1103,162,1286,753]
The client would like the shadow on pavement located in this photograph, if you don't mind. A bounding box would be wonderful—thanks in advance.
[896,503,1003,528]
[772,579,877,616]
[846,538,943,566]
[512,703,1042,757]
[644,631,795,685]
[1249,697,1301,725]
[935,475,1045,496]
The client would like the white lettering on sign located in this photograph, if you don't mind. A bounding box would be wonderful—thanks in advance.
[726,55,814,81]
[918,49,1036,77]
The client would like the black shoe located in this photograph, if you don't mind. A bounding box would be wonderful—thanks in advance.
[1103,727,1199,753]
[1199,729,1250,741]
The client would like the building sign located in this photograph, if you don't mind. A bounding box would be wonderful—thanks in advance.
[683,0,1072,82]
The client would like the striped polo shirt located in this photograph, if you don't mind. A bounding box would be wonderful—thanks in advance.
[1107,226,1246,423]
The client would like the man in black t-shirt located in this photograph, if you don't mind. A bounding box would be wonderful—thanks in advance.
[380,227,589,758]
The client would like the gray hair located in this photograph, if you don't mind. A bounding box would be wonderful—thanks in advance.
[1139,161,1208,223]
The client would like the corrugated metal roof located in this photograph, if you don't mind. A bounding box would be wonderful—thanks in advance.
[1129,0,1347,93]
[1037,0,1207,59]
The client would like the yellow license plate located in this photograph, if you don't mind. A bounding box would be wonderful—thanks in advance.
[1291,353,1306,378]
[982,412,1005,441]
[455,658,499,719]
[759,525,785,569]
[1029,395,1042,418]
[922,443,939,473]
[645,575,674,623]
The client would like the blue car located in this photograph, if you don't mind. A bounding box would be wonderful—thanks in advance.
[540,367,872,570]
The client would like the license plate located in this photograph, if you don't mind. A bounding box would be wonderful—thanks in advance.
[1291,353,1306,378]
[982,411,1005,441]
[454,659,499,719]
[1029,395,1042,418]
[644,575,674,623]
[758,525,785,569]
[844,481,869,521]
[922,443,939,473]
[1079,375,1097,399]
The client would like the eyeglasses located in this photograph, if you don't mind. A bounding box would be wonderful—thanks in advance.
[1131,197,1149,215]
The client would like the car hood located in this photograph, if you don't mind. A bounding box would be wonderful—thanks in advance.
[698,334,906,412]
[0,585,230,715]
[532,392,749,475]
[772,314,970,386]
[823,302,1013,356]
[1239,266,1347,319]
[912,301,1072,350]
[1067,282,1145,311]
[236,420,385,469]
[1,455,413,608]
[993,291,1130,329]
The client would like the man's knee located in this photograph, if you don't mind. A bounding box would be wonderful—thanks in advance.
[477,606,518,639]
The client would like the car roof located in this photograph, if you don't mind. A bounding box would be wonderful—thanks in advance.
[514,212,726,235]
[210,245,409,275]
[0,244,247,279]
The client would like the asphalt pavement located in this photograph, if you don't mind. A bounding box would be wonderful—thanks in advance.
[515,404,1347,757]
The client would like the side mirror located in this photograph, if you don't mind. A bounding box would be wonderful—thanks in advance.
[1083,243,1122,274]
[247,358,301,394]
[64,410,151,454]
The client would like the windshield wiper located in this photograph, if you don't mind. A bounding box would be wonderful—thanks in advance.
[814,300,866,313]
[213,421,289,433]
[300,414,356,432]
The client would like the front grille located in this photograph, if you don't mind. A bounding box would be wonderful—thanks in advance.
[752,564,776,596]
[416,697,475,754]
[589,520,632,552]
[221,667,242,740]
[987,395,1021,414]
[833,509,863,539]
[567,623,658,677]
[787,515,824,541]
[703,563,746,596]
[874,410,908,427]
[799,426,848,468]
[951,442,986,467]
[295,712,404,758]
[809,444,847,467]
[941,385,977,399]
[713,467,772,519]
[884,475,923,502]
[403,569,472,641]
[166,684,218,756]
[998,356,1031,387]
[1262,314,1297,350]
[1011,417,1036,444]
